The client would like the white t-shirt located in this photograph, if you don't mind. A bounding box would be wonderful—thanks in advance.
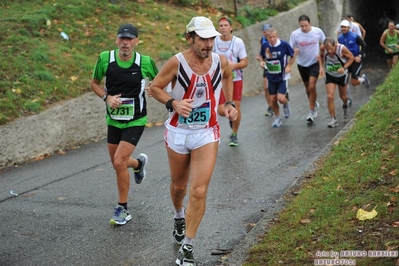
[289,26,326,67]
[213,36,247,81]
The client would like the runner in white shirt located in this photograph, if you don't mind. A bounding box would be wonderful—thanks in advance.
[289,15,326,124]
[213,16,248,146]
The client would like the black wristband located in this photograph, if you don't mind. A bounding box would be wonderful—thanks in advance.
[224,101,236,108]
[165,98,175,112]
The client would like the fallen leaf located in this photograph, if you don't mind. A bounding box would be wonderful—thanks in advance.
[70,76,78,82]
[301,218,311,224]
[357,207,378,220]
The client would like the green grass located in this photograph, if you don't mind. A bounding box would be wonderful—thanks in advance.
[243,67,399,265]
[0,0,305,125]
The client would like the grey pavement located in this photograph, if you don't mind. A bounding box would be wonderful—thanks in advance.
[0,62,386,265]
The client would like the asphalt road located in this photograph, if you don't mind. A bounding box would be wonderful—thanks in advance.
[0,56,387,266]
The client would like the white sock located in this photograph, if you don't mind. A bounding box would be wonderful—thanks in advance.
[183,237,193,246]
[174,207,185,219]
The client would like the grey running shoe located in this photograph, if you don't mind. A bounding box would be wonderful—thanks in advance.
[173,218,186,245]
[327,117,338,128]
[348,98,352,107]
[265,106,274,116]
[176,244,195,266]
[109,205,131,226]
[362,74,370,89]
[283,102,290,118]
[133,153,148,184]
[343,105,348,119]
[306,110,315,124]
[229,134,238,147]
[272,117,282,128]
[313,101,320,117]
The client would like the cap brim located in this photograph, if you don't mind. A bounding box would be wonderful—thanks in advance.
[117,33,137,38]
[195,29,221,38]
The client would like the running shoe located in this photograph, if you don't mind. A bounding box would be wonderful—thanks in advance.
[133,153,148,184]
[229,134,238,146]
[109,205,131,226]
[306,110,315,124]
[176,244,195,266]
[348,97,352,107]
[265,106,274,116]
[173,217,186,245]
[362,74,370,89]
[343,105,348,119]
[313,101,320,118]
[272,117,282,128]
[283,102,290,118]
[327,117,338,128]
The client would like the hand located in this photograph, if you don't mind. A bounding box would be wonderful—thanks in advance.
[109,94,122,109]
[285,65,292,74]
[224,104,238,121]
[173,99,194,118]
[145,82,152,98]
[355,56,361,63]
[319,67,325,77]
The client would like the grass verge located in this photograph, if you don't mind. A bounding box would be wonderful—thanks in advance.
[243,67,399,265]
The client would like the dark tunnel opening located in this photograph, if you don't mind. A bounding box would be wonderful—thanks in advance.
[344,0,399,68]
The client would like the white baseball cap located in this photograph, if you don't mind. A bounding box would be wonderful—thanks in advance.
[340,20,351,27]
[186,16,221,38]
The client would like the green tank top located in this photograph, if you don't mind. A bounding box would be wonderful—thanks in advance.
[385,30,398,53]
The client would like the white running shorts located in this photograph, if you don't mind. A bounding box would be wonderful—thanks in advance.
[164,125,220,154]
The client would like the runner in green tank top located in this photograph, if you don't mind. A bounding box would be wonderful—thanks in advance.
[91,23,158,226]
[379,20,399,69]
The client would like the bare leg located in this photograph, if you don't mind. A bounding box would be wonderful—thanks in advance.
[168,142,218,239]
[108,141,137,203]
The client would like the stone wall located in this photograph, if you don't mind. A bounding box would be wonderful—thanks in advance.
[0,0,346,169]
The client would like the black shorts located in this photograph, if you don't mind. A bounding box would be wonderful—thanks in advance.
[348,61,362,79]
[107,125,145,146]
[297,62,319,83]
[325,73,348,87]
[385,52,399,59]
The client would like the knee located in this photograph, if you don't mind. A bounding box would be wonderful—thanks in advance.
[113,157,127,172]
[190,186,208,200]
[327,94,334,102]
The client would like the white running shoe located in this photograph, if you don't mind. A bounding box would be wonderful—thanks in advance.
[307,110,316,124]
[313,101,320,118]
[327,117,338,128]
[272,117,282,128]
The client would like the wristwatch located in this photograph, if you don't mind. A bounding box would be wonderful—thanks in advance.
[224,101,236,108]
[102,93,108,102]
[165,98,175,112]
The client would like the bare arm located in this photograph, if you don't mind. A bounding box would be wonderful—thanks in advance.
[149,56,194,118]
[219,55,237,120]
[90,79,121,108]
[342,46,355,69]
[380,31,389,52]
